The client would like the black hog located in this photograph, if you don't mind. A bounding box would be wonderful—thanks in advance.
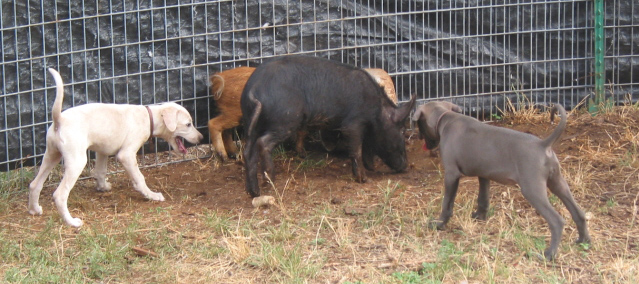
[240,55,416,197]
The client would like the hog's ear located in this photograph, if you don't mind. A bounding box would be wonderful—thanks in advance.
[161,107,178,132]
[392,94,417,124]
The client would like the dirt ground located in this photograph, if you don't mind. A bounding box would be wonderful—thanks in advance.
[128,106,639,227]
[4,106,639,283]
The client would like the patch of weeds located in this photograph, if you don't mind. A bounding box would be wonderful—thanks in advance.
[599,197,617,215]
[392,269,441,284]
[144,226,184,255]
[511,228,546,258]
[500,86,541,124]
[150,206,172,215]
[578,242,591,257]
[534,268,567,284]
[309,238,326,246]
[0,238,22,265]
[360,207,384,229]
[587,93,615,116]
[223,225,253,264]
[606,198,617,209]
[0,168,34,211]
[314,202,334,216]
[486,206,496,219]
[197,237,227,258]
[417,263,446,284]
[294,155,328,172]
[253,243,321,283]
[416,239,468,282]
[272,144,290,161]
[4,267,26,283]
[75,229,131,280]
[267,220,295,242]
[203,210,232,234]
[123,212,143,235]
[381,180,402,208]
[2,219,130,283]
[360,180,402,229]
[619,143,639,168]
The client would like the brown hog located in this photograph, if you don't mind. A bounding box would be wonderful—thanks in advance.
[207,66,397,160]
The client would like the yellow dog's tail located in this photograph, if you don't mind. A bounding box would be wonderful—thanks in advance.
[48,68,65,132]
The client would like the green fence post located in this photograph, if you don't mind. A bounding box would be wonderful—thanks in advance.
[589,0,610,114]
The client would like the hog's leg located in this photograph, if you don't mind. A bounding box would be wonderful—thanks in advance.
[341,124,366,183]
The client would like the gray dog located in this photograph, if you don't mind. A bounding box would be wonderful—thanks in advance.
[412,101,590,260]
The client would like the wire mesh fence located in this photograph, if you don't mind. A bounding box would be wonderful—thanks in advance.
[1,0,637,172]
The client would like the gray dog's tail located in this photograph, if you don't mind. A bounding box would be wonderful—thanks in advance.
[48,68,65,132]
[540,104,567,149]
[246,91,262,138]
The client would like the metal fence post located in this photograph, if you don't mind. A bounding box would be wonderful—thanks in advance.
[589,0,609,114]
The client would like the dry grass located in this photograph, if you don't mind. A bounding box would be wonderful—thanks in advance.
[1,103,639,283]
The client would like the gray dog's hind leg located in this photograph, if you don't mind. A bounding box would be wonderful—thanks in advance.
[519,179,565,260]
[547,174,591,244]
[472,177,491,220]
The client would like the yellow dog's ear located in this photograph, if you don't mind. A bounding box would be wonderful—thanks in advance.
[161,107,178,132]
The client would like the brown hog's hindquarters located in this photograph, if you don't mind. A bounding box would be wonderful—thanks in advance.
[207,67,255,160]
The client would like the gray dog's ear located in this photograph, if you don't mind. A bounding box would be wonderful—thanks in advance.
[452,104,462,113]
[412,107,425,122]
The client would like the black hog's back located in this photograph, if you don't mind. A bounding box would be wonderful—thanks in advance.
[240,55,392,133]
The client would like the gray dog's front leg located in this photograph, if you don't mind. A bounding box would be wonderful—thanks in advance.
[431,173,461,230]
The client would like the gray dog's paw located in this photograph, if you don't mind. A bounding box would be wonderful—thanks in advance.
[527,251,547,262]
[542,249,556,261]
[576,235,591,244]
[428,219,446,230]
[471,211,487,220]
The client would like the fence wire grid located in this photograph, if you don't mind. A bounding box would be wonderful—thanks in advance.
[1,0,638,172]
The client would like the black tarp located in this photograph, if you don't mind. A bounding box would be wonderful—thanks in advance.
[1,0,638,170]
